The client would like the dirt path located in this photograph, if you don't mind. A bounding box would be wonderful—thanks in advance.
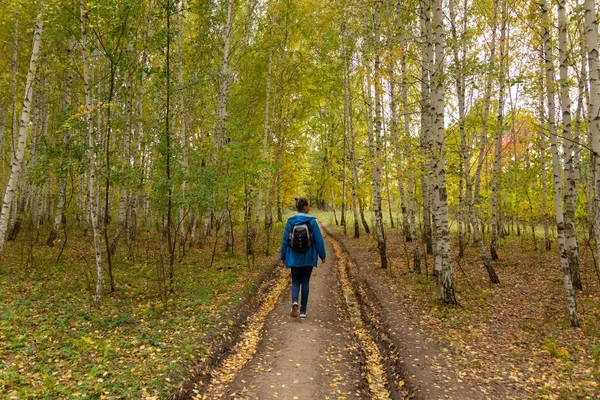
[183,228,494,399]
[223,238,367,399]
[181,232,411,399]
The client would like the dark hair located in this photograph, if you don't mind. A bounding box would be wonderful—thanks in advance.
[295,197,309,212]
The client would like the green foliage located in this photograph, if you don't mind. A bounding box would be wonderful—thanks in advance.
[544,338,571,361]
[0,221,283,398]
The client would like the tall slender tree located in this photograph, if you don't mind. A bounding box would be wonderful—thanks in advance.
[541,0,579,327]
[431,0,456,303]
[558,0,581,290]
[80,0,104,303]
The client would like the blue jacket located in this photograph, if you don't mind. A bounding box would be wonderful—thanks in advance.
[280,213,326,267]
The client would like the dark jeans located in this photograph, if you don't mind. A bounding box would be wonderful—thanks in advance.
[291,266,314,313]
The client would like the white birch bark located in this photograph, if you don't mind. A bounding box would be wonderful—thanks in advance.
[427,0,442,274]
[450,0,466,257]
[81,0,104,303]
[10,10,19,178]
[364,1,387,269]
[490,0,507,261]
[431,0,456,303]
[577,23,590,240]
[3,11,18,192]
[419,0,433,255]
[0,9,43,253]
[558,0,581,290]
[542,0,579,327]
[388,44,410,240]
[190,213,198,245]
[7,10,28,242]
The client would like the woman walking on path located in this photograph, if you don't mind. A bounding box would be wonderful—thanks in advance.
[280,197,326,318]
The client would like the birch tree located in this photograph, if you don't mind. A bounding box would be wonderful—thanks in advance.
[464,0,500,284]
[398,0,420,272]
[541,0,579,327]
[449,0,467,258]
[388,26,410,241]
[343,40,360,239]
[364,0,388,269]
[490,0,508,261]
[0,7,44,254]
[431,0,456,303]
[80,0,104,303]
[558,0,581,290]
[419,0,433,255]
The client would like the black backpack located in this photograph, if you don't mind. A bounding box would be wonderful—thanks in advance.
[288,221,314,252]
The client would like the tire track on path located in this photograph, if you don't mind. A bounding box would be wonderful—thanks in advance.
[182,226,409,399]
[329,233,392,399]
[196,267,290,399]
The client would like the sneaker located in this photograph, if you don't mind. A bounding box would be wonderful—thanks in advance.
[290,302,299,317]
[299,313,307,319]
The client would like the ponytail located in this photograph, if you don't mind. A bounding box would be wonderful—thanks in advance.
[295,197,309,212]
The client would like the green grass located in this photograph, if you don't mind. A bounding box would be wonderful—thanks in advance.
[0,221,284,399]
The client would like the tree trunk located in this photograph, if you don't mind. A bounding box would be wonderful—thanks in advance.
[0,9,43,253]
[178,0,188,250]
[419,0,433,255]
[538,47,551,251]
[341,98,347,233]
[165,0,176,293]
[558,0,582,290]
[215,0,234,252]
[364,1,387,269]
[542,0,580,327]
[400,35,421,272]
[490,0,507,261]
[326,125,339,225]
[449,0,467,259]
[430,0,457,303]
[388,38,409,239]
[264,171,274,256]
[472,0,499,254]
[80,0,104,303]
[9,10,19,191]
[460,0,500,284]
[385,163,395,229]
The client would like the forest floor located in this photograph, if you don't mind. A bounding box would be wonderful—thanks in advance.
[176,226,412,400]
[2,213,600,399]
[177,215,600,400]
[0,222,285,399]
[320,216,600,400]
